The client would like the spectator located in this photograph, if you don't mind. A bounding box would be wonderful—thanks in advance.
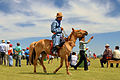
[112,46,120,67]
[100,44,113,67]
[47,54,49,60]
[88,50,92,58]
[93,53,97,59]
[85,48,91,66]
[0,40,7,65]
[70,52,77,67]
[25,47,29,65]
[22,49,26,59]
[48,55,54,64]
[74,36,94,71]
[15,43,22,67]
[6,40,11,66]
[8,44,13,66]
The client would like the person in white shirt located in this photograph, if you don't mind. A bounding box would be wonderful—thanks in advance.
[48,55,54,64]
[112,46,120,67]
[6,40,10,66]
[0,40,7,65]
[70,52,77,67]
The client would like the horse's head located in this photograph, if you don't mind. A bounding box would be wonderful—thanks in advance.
[72,28,88,38]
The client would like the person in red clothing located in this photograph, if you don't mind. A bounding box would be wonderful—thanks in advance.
[93,53,97,59]
[8,44,13,66]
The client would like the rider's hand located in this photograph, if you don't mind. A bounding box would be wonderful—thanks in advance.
[91,36,94,39]
[61,27,63,30]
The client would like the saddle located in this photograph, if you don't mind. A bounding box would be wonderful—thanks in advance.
[50,41,65,55]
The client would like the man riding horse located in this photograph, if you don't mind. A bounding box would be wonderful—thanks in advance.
[51,12,65,55]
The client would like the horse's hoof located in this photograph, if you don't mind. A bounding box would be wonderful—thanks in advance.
[34,70,36,73]
[53,71,56,74]
[67,72,71,75]
[34,72,37,74]
[44,70,47,73]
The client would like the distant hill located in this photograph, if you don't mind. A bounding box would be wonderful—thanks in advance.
[10,31,120,55]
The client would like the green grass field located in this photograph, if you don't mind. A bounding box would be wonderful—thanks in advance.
[0,59,120,80]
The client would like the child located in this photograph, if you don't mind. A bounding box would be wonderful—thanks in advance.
[8,44,13,66]
[70,52,77,67]
[25,47,29,65]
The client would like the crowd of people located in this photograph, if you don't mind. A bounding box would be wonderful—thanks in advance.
[100,44,120,68]
[0,40,30,67]
[1,39,120,70]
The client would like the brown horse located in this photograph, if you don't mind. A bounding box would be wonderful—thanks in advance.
[29,28,88,75]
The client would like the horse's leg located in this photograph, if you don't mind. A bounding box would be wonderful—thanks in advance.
[34,50,41,73]
[53,57,64,74]
[40,53,47,73]
[34,56,38,73]
[65,55,70,75]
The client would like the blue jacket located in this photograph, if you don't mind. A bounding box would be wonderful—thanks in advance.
[25,50,29,57]
[51,19,62,34]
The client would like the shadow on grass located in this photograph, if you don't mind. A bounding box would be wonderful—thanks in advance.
[69,68,83,71]
[19,72,63,75]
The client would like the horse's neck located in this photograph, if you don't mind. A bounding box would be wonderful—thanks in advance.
[68,34,77,43]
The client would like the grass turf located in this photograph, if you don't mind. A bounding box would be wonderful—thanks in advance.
[0,59,120,80]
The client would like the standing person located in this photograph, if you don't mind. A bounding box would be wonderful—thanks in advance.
[74,36,94,71]
[6,40,11,66]
[93,53,97,59]
[112,46,120,67]
[15,43,22,67]
[48,55,54,64]
[22,49,26,59]
[0,40,7,65]
[100,44,113,67]
[51,12,64,55]
[25,47,29,65]
[85,47,91,66]
[8,44,13,66]
[88,50,92,58]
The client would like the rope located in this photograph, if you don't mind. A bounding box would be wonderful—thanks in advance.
[63,29,68,37]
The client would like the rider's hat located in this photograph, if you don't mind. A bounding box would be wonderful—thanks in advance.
[56,12,63,17]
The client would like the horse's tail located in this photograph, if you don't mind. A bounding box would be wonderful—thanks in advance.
[29,42,37,65]
[31,48,36,64]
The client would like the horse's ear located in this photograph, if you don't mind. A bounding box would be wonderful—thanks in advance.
[72,28,74,32]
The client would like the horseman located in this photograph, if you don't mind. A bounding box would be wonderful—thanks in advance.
[51,12,64,55]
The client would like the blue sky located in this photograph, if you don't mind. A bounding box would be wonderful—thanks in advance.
[0,0,120,39]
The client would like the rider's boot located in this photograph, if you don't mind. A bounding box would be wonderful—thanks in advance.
[52,46,60,56]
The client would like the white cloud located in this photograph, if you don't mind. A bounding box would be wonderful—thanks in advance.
[0,0,120,40]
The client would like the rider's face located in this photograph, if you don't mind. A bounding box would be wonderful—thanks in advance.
[57,17,62,21]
